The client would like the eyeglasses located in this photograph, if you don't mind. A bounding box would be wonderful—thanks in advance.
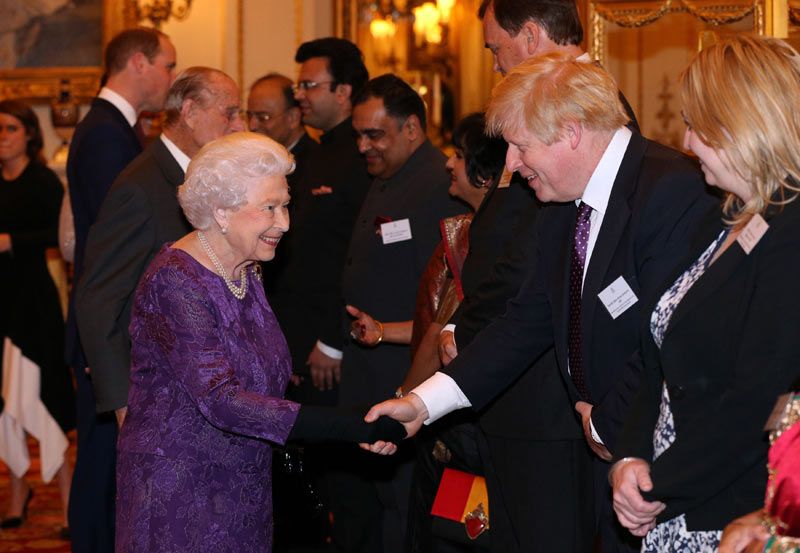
[292,80,334,93]
[246,110,283,123]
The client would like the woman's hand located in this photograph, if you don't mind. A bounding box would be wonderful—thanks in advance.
[718,510,768,553]
[346,305,383,346]
[610,458,666,536]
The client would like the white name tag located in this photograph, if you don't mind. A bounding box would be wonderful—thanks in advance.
[598,276,639,319]
[736,213,769,255]
[381,219,413,244]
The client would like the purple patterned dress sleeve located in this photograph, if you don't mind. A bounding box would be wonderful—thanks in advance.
[116,246,300,553]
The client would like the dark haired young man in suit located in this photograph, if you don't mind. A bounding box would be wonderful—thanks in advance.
[65,26,175,553]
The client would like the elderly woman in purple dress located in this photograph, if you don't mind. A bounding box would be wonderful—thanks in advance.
[115,132,404,553]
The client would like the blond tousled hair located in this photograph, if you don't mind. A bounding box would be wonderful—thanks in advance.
[680,34,800,225]
[486,52,629,144]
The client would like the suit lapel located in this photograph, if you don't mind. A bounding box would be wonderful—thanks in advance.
[663,197,796,337]
[94,98,142,151]
[664,238,746,339]
[580,133,647,361]
[551,204,577,379]
[151,138,185,187]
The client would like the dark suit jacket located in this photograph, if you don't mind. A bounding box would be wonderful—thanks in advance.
[267,119,370,374]
[286,132,319,192]
[451,92,640,441]
[443,132,719,454]
[616,194,800,530]
[340,141,468,406]
[75,137,191,412]
[66,98,142,368]
[263,132,318,299]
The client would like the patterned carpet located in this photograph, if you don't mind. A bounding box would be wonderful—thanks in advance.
[0,433,75,552]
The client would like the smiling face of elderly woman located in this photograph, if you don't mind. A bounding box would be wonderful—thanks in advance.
[222,174,290,263]
[178,132,295,271]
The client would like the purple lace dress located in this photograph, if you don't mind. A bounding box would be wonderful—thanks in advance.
[116,246,300,553]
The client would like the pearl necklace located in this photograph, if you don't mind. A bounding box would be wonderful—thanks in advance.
[197,231,248,300]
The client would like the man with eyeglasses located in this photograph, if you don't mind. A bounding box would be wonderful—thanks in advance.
[266,38,369,399]
[259,37,370,551]
[247,73,318,197]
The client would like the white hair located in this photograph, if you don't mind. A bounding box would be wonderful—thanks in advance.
[178,132,295,230]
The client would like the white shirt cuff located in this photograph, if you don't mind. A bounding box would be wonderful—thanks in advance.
[442,323,456,334]
[411,372,471,425]
[316,340,343,360]
[589,417,605,445]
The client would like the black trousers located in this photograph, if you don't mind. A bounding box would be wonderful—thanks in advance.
[480,433,596,553]
[68,369,117,553]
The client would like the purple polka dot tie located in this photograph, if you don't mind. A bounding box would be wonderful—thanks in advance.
[569,201,593,401]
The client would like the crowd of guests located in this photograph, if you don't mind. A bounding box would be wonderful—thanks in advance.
[0,0,799,552]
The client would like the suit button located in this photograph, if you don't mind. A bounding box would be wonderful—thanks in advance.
[668,385,685,400]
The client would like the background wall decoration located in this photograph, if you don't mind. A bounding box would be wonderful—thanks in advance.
[0,0,136,102]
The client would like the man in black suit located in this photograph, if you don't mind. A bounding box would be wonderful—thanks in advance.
[77,67,245,420]
[65,27,175,553]
[246,72,319,296]
[246,72,317,192]
[337,74,467,553]
[261,39,369,551]
[367,55,718,553]
[431,1,639,551]
[268,38,370,398]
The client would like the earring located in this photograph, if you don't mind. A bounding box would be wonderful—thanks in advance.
[476,177,489,188]
[221,227,228,235]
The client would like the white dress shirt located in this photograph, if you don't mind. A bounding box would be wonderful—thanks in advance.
[160,134,191,173]
[414,127,633,426]
[97,87,137,127]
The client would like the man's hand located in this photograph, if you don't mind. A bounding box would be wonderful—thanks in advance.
[575,401,612,461]
[610,458,666,536]
[360,393,429,454]
[438,330,458,365]
[307,345,341,391]
[115,406,128,429]
[718,510,769,553]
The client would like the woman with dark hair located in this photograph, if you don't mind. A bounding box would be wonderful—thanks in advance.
[0,99,75,533]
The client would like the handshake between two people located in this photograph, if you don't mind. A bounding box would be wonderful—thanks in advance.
[358,393,430,455]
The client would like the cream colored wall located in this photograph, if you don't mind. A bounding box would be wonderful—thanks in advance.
[602,15,754,148]
[39,0,335,161]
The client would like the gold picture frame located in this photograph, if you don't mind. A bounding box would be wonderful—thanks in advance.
[0,0,138,103]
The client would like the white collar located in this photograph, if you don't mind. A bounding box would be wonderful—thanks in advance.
[575,52,592,63]
[97,87,138,127]
[577,127,632,214]
[160,134,191,173]
[286,136,301,152]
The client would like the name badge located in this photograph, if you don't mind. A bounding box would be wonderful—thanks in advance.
[764,393,793,431]
[736,213,769,254]
[381,218,413,244]
[598,276,639,319]
[497,168,513,189]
